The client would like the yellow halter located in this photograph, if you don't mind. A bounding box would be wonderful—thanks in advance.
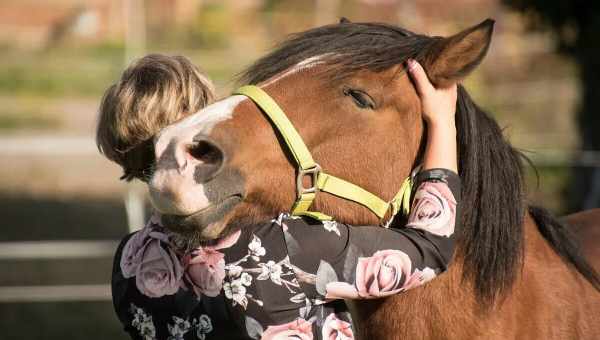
[234,85,413,225]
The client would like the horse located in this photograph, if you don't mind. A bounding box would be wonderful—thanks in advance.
[148,19,600,339]
[562,209,600,272]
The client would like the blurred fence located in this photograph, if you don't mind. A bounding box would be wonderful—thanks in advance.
[0,136,144,304]
[529,150,600,167]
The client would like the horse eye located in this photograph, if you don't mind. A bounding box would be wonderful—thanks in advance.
[344,88,375,110]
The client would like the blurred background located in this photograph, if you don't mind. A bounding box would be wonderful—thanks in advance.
[0,0,598,339]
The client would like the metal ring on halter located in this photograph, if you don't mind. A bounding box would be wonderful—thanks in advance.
[296,164,322,198]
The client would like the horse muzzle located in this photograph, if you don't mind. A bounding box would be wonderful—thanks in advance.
[160,194,243,239]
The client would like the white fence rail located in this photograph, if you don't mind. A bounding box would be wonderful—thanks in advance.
[0,285,111,303]
[527,150,600,167]
[0,241,118,260]
[0,241,117,303]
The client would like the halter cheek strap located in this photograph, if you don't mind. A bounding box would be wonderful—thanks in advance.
[234,85,413,225]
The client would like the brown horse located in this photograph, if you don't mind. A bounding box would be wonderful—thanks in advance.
[563,209,600,272]
[149,19,600,339]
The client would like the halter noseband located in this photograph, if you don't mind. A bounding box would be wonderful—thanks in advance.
[234,85,413,225]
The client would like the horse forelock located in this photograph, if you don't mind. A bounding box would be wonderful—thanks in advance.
[239,21,529,303]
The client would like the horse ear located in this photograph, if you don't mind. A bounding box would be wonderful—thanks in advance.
[422,19,494,87]
[339,17,351,24]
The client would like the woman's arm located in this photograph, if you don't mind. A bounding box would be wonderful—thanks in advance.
[407,58,458,173]
[282,169,459,300]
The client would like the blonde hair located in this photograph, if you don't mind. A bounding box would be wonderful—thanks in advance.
[96,54,215,181]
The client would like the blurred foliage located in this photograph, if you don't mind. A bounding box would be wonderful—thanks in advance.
[0,109,60,130]
[150,3,232,50]
[188,2,231,49]
[525,165,571,213]
[0,43,123,97]
[501,0,599,54]
[502,0,600,210]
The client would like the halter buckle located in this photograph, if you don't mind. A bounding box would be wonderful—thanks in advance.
[296,164,321,198]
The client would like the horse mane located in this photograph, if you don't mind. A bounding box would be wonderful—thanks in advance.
[454,87,526,302]
[239,21,599,303]
[238,22,434,85]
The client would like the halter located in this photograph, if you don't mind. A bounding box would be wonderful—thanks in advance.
[234,85,413,225]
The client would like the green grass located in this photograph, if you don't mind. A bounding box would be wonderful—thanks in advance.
[0,40,260,134]
[0,43,124,98]
[0,41,253,99]
[0,108,61,130]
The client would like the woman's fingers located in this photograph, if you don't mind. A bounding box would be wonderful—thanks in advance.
[405,59,458,126]
[406,59,434,96]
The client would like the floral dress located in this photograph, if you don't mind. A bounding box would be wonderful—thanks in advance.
[112,168,460,340]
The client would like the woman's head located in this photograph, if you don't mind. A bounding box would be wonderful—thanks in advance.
[96,54,215,181]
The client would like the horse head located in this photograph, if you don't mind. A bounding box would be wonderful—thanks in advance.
[148,19,494,244]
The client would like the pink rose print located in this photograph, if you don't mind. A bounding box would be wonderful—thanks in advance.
[121,220,241,298]
[356,249,412,297]
[120,212,169,279]
[184,248,226,297]
[120,226,154,278]
[135,235,184,298]
[120,220,184,298]
[407,181,457,237]
[120,215,166,278]
[325,249,413,299]
[183,230,240,297]
[322,313,353,340]
[401,267,437,291]
[261,318,313,340]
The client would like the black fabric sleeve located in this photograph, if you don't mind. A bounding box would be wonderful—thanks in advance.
[413,168,461,202]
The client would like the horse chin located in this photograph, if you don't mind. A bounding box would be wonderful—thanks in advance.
[160,194,243,241]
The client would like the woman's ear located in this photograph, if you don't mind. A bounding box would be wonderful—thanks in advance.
[421,19,495,88]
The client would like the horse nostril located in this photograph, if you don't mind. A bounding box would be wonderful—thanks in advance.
[188,140,222,164]
[188,138,225,183]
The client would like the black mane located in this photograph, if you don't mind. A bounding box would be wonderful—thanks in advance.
[239,22,436,85]
[240,22,599,303]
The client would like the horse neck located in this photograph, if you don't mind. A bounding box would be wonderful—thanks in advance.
[354,211,600,340]
[353,223,538,339]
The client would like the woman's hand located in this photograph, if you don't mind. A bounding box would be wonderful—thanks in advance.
[406,59,457,127]
[406,59,458,173]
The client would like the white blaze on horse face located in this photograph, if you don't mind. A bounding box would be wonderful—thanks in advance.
[155,95,246,160]
[150,95,246,215]
[259,55,326,88]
